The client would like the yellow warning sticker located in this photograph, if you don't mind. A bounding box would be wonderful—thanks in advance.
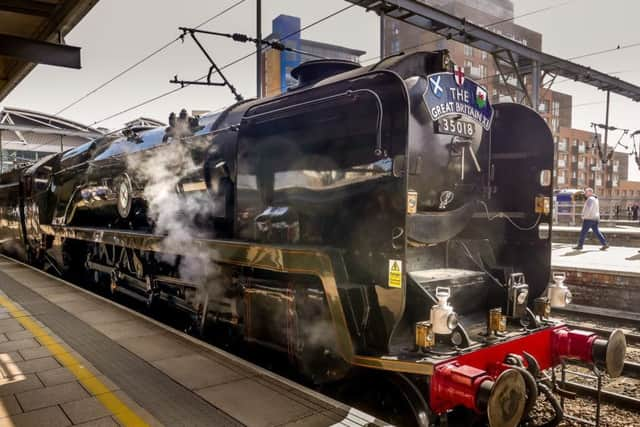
[388,259,403,288]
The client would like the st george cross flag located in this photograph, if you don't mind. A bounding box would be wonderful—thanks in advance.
[453,65,465,86]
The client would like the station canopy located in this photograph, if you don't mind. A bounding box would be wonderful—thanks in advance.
[348,0,640,103]
[0,0,99,102]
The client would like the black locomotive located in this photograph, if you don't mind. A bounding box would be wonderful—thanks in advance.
[0,51,626,427]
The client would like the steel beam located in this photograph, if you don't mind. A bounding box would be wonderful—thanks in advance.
[347,0,640,102]
[531,61,540,111]
[0,0,55,17]
[256,0,262,98]
[0,123,102,139]
[0,33,81,69]
[491,52,519,103]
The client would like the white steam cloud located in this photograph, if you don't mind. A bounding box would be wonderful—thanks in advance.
[127,141,222,304]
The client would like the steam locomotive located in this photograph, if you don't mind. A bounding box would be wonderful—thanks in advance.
[0,51,627,427]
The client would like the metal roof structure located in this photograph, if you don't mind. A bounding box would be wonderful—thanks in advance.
[347,0,640,103]
[0,0,99,102]
[0,107,102,171]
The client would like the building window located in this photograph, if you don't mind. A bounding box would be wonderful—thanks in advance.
[479,64,487,78]
[552,101,560,116]
[551,118,559,133]
[391,40,400,55]
[464,59,473,69]
[464,45,473,57]
[481,50,488,60]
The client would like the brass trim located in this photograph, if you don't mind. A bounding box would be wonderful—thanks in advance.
[40,225,355,362]
[352,355,434,375]
[40,225,438,376]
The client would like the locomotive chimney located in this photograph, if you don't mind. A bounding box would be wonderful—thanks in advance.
[290,59,360,89]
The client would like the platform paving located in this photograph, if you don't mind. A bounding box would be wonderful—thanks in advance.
[0,257,386,427]
[552,224,640,247]
[552,243,640,276]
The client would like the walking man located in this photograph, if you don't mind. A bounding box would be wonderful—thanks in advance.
[573,188,609,250]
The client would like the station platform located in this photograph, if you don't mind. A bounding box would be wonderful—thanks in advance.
[552,224,640,247]
[0,256,386,427]
[551,243,640,313]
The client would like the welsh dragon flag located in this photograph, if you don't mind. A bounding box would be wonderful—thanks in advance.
[476,86,487,109]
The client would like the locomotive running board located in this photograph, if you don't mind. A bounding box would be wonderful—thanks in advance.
[39,224,438,375]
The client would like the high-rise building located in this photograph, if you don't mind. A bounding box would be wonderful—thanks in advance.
[382,0,630,193]
[261,15,366,97]
[382,0,570,127]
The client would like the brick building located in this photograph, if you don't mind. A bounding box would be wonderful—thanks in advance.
[554,127,628,193]
[382,0,632,193]
[614,179,640,204]
[382,0,571,132]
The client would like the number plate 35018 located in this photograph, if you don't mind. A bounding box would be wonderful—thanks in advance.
[435,118,475,137]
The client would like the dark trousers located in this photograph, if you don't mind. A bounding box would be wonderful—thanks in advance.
[577,219,607,247]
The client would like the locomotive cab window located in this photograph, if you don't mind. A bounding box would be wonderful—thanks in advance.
[204,156,234,219]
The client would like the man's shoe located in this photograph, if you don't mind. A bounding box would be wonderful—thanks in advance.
[572,246,583,250]
[600,245,610,251]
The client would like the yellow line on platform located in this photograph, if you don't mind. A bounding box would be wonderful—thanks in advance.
[0,294,149,427]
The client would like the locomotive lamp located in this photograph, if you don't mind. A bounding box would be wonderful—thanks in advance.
[430,287,458,335]
[507,273,529,318]
[548,272,572,308]
[487,307,506,335]
[415,321,435,349]
[533,297,551,319]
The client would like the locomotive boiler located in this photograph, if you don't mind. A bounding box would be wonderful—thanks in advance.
[0,51,627,427]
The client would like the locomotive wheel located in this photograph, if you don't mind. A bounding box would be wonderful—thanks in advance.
[340,372,432,427]
[115,173,133,219]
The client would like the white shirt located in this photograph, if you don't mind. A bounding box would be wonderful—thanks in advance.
[582,195,600,221]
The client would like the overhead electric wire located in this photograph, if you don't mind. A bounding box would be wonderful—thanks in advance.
[181,28,327,60]
[54,0,248,116]
[89,3,358,127]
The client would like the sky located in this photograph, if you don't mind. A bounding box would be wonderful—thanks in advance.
[3,0,640,176]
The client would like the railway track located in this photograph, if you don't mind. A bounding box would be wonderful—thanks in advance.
[560,379,640,412]
[547,305,640,423]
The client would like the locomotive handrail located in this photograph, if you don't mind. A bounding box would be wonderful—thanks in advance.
[242,89,385,157]
[0,182,19,190]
